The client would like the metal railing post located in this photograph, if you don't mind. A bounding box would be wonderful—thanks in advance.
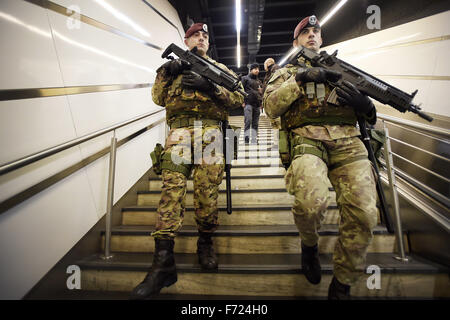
[102,130,117,260]
[382,121,409,262]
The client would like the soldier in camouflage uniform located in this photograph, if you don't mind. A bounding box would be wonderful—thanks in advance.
[262,58,281,130]
[131,23,244,299]
[263,16,378,300]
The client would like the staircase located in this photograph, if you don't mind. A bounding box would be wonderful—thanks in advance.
[76,115,450,299]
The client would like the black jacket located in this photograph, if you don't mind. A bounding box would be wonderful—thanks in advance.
[241,73,262,107]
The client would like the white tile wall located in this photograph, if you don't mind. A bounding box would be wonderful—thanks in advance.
[0,169,99,300]
[51,0,184,49]
[0,0,179,299]
[66,87,159,137]
[0,96,78,164]
[322,11,450,118]
[47,10,158,86]
[0,0,64,89]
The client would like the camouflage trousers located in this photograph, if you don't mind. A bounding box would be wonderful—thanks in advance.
[152,125,225,239]
[285,135,378,286]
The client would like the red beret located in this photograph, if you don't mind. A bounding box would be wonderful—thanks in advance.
[184,23,208,39]
[294,15,320,39]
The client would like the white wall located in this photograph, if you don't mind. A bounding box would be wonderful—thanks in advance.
[0,0,185,299]
[322,11,450,118]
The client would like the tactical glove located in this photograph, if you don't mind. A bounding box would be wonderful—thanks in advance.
[161,59,190,76]
[336,80,375,115]
[181,70,215,93]
[295,67,342,83]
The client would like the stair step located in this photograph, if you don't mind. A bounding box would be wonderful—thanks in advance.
[235,150,280,157]
[137,189,297,206]
[102,224,394,254]
[232,158,282,165]
[227,166,285,175]
[238,145,278,151]
[149,175,286,191]
[78,253,450,298]
[122,205,340,226]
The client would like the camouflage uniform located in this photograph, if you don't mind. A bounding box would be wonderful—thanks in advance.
[263,57,378,286]
[151,56,243,239]
[262,63,281,130]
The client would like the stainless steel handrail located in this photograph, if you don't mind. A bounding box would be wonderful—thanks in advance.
[383,121,449,144]
[379,158,450,208]
[0,109,165,176]
[378,113,450,138]
[382,122,409,262]
[391,152,450,183]
[0,108,166,259]
[387,136,450,163]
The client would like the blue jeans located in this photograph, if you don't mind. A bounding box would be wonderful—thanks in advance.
[244,104,260,143]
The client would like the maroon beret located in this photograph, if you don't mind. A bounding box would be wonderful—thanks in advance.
[184,23,208,39]
[293,15,320,39]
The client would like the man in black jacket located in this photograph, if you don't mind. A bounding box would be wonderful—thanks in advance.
[242,63,263,144]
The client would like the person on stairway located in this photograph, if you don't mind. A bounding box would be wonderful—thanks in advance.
[242,63,263,144]
[130,22,244,300]
[263,15,378,300]
[262,58,281,130]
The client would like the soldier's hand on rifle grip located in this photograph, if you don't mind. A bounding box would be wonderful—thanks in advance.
[181,70,215,93]
[295,67,342,84]
[162,59,190,76]
[336,80,375,115]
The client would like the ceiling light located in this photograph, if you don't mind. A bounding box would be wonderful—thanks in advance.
[235,0,241,68]
[94,0,151,38]
[320,0,349,26]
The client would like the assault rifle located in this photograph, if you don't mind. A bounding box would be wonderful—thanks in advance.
[161,43,247,98]
[285,45,433,122]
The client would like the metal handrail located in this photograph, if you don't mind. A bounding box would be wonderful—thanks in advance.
[390,152,450,183]
[383,121,449,144]
[379,158,450,208]
[377,113,450,138]
[387,136,450,163]
[382,122,408,262]
[1,108,166,260]
[0,109,165,176]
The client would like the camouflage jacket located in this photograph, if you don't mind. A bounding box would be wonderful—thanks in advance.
[263,57,370,141]
[152,56,244,126]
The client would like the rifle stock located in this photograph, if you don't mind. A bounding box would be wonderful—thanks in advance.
[222,121,232,215]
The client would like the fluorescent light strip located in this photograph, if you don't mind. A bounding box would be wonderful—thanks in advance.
[321,0,348,26]
[94,0,151,38]
[236,0,241,68]
[277,0,349,66]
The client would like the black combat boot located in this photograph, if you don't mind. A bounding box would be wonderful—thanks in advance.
[301,242,322,284]
[328,276,351,300]
[130,238,177,299]
[197,232,218,270]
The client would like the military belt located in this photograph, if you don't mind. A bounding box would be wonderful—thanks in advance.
[290,134,329,165]
[170,118,221,129]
